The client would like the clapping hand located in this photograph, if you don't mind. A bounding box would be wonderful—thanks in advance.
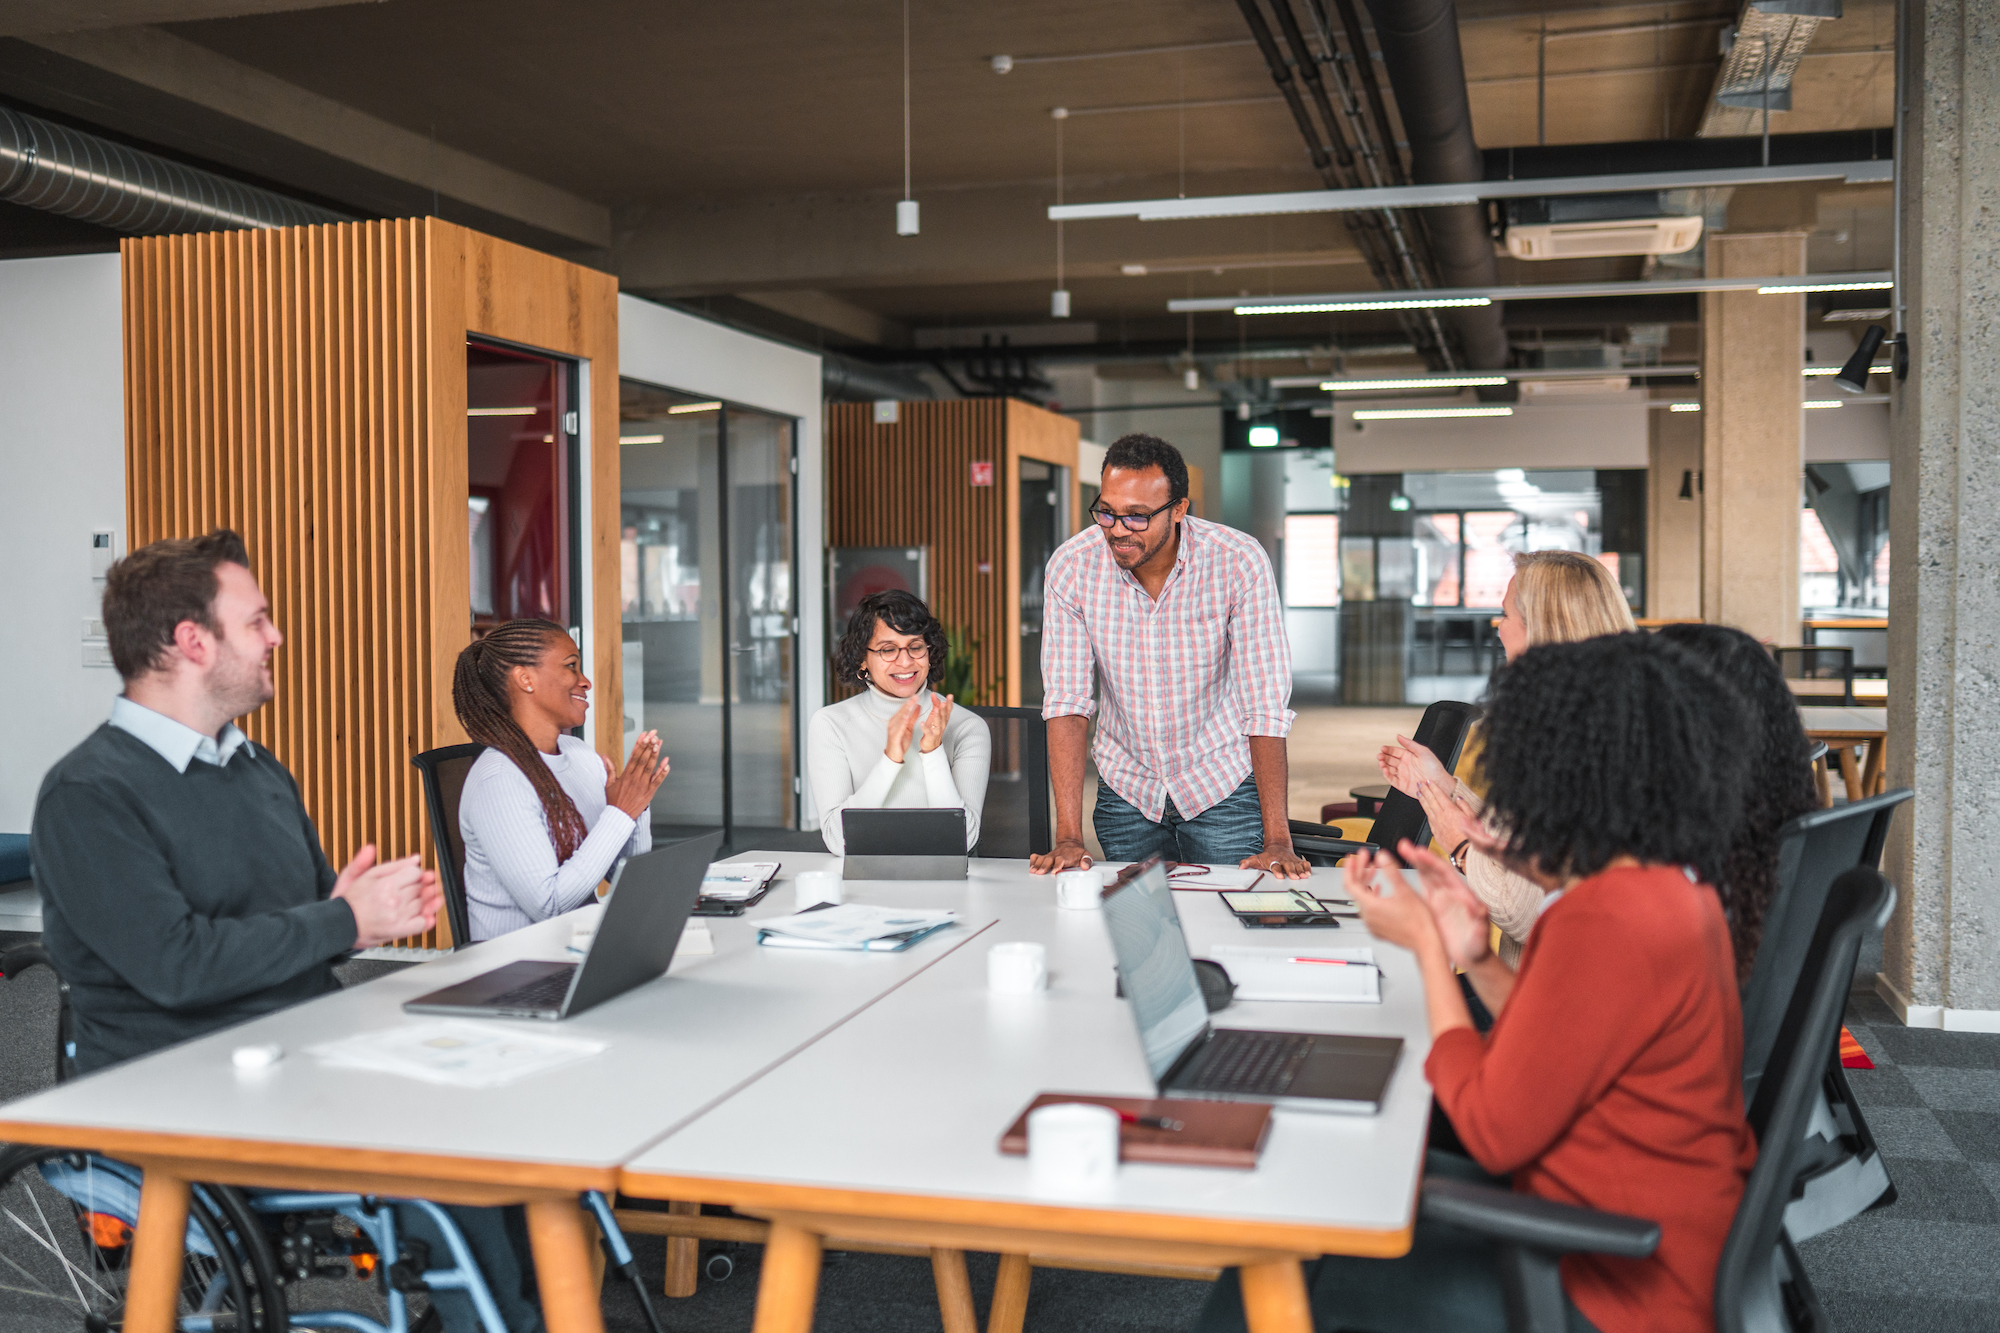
[884,697,922,763]
[604,730,671,818]
[1414,777,1481,854]
[918,694,955,754]
[1342,846,1439,955]
[1399,841,1493,969]
[1377,734,1450,799]
[333,844,442,949]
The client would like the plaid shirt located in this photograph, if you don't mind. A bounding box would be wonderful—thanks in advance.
[1041,515,1294,822]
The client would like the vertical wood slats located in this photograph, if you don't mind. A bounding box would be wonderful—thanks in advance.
[125,219,621,950]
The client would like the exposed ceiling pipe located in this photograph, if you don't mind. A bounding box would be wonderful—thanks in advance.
[820,353,936,402]
[1360,0,1510,371]
[0,106,346,234]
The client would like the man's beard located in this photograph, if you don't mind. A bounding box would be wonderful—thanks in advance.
[207,638,274,721]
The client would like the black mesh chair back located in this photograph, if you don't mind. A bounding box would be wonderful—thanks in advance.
[1773,646,1854,705]
[410,743,486,949]
[1741,787,1910,1101]
[965,707,1051,858]
[1716,868,1894,1333]
[0,945,74,1084]
[1290,699,1479,865]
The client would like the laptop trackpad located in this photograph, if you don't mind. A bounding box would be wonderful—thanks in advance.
[1287,1035,1403,1106]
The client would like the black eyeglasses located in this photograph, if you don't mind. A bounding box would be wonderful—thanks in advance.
[1089,499,1179,532]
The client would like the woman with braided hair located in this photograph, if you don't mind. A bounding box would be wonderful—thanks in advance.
[454,619,670,941]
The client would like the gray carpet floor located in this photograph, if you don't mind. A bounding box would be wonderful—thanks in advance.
[1,928,1993,1331]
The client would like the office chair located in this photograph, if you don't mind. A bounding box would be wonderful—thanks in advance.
[1288,700,1480,865]
[1740,787,1911,1241]
[965,706,1052,858]
[410,743,485,949]
[1418,866,1895,1333]
[1773,646,1855,706]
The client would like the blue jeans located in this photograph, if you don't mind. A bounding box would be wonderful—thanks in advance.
[1194,1152,1600,1333]
[1092,775,1267,865]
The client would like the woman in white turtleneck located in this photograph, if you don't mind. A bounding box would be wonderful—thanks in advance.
[807,590,991,855]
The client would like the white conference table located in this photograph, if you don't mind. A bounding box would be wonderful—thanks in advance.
[0,879,998,1333]
[622,853,1434,1333]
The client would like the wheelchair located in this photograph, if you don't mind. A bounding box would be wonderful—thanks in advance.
[0,945,663,1333]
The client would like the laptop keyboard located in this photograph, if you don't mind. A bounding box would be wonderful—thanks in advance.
[487,968,576,1012]
[1182,1030,1314,1095]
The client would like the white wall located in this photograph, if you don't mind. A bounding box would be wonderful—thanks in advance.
[1806,400,1891,462]
[0,254,126,833]
[615,294,826,826]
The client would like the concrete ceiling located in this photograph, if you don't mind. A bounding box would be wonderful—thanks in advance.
[0,0,1899,364]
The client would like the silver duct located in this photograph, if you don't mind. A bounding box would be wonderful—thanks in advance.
[0,105,346,234]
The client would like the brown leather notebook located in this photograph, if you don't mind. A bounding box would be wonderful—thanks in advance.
[997,1093,1274,1169]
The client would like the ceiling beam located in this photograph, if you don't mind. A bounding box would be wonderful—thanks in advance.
[19,24,610,246]
[1171,271,1895,313]
[0,0,381,36]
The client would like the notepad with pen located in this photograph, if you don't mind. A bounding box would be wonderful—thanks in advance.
[1206,945,1382,1002]
[755,902,957,952]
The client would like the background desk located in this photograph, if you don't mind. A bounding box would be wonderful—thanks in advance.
[0,884,995,1333]
[622,853,1433,1333]
[1799,706,1889,802]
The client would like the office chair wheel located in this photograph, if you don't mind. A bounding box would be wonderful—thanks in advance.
[0,1144,287,1332]
[704,1250,734,1282]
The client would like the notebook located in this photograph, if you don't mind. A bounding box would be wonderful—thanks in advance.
[998,1094,1274,1169]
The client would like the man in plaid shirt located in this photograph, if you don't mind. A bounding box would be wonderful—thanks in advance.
[1029,434,1309,879]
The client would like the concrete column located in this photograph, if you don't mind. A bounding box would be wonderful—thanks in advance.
[1880,0,2000,1028]
[1699,232,1806,643]
[1646,404,1704,620]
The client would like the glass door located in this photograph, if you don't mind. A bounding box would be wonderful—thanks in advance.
[618,382,796,847]
[1017,459,1069,708]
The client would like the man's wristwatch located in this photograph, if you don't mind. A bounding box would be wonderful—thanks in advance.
[1449,840,1471,874]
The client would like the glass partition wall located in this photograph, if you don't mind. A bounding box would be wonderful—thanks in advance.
[619,381,797,849]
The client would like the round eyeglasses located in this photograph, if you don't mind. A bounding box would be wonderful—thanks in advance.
[868,644,931,663]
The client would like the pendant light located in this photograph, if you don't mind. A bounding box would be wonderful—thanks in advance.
[1051,106,1070,317]
[896,0,918,236]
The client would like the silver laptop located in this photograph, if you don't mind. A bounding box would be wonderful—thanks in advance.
[840,808,968,880]
[404,830,722,1021]
[1102,856,1402,1114]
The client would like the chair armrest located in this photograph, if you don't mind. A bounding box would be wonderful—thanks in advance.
[1288,818,1346,840]
[1421,1178,1660,1259]
[1290,833,1376,859]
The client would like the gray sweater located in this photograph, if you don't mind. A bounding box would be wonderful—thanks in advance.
[30,725,356,1073]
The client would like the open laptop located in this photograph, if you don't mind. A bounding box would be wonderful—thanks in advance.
[1102,856,1402,1114]
[404,830,723,1021]
[840,808,968,880]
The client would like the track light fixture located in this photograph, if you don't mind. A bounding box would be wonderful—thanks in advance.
[1834,325,1898,393]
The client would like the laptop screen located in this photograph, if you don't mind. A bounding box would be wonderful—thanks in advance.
[1101,860,1212,1082]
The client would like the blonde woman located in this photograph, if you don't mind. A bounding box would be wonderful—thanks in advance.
[1378,550,1635,964]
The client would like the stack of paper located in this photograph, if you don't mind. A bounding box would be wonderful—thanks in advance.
[1206,945,1381,1003]
[757,903,956,952]
[306,1020,606,1088]
[701,861,781,902]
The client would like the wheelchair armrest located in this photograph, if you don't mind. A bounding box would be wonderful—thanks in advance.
[0,944,54,982]
[1421,1178,1660,1259]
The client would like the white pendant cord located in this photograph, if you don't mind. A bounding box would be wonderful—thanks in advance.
[902,0,911,202]
[1054,107,1068,301]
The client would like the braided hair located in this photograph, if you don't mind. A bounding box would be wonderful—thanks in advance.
[1656,623,1821,982]
[452,619,589,862]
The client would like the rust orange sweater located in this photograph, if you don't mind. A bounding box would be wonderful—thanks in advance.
[1425,865,1757,1333]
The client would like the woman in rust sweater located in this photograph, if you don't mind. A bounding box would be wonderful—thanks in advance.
[1201,634,1758,1333]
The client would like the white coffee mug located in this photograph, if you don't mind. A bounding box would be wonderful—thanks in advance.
[987,941,1048,993]
[796,869,843,909]
[1027,1102,1120,1193]
[1056,869,1103,911]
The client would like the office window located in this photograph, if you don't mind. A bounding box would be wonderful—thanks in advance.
[1284,514,1340,607]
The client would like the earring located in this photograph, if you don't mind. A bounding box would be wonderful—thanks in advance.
[525,686,534,693]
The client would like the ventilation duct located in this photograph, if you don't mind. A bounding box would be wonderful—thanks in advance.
[0,105,346,234]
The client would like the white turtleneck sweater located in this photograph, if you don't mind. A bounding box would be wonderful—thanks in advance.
[806,686,991,855]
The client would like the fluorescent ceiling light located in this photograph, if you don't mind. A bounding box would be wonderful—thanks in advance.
[1758,281,1896,294]
[1323,375,1508,391]
[1240,296,1492,315]
[1051,160,1894,223]
[1178,272,1891,314]
[667,401,723,414]
[619,434,665,445]
[1353,407,1514,421]
[1804,365,1893,376]
[468,406,535,417]
[1669,402,1702,412]
[1802,400,1845,409]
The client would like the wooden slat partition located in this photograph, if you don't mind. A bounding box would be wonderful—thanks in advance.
[825,398,1080,707]
[123,219,619,947]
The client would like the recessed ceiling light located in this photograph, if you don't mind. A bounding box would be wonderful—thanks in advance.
[1803,365,1892,376]
[620,434,665,445]
[1802,400,1845,409]
[1758,281,1895,294]
[1240,296,1493,315]
[468,406,535,417]
[1352,406,1514,421]
[1323,375,1508,391]
[667,401,723,415]
[1669,402,1702,413]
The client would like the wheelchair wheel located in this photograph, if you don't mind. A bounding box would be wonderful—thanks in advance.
[0,1145,286,1332]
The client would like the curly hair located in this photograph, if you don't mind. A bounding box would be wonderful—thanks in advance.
[451,619,589,862]
[1476,633,1753,892]
[833,590,947,689]
[1102,433,1190,506]
[1656,623,1821,981]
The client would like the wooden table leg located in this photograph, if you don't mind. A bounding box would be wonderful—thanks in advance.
[1862,738,1887,797]
[987,1252,1032,1333]
[752,1220,824,1333]
[525,1197,608,1333]
[1813,753,1833,808]
[1835,746,1865,802]
[124,1169,191,1333]
[1238,1259,1312,1333]
[930,1247,978,1333]
[664,1200,700,1297]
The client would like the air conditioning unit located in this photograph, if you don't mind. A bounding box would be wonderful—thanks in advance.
[1505,216,1704,260]
[1519,376,1633,398]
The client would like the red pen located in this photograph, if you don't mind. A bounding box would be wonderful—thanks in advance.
[1114,1109,1184,1131]
[1287,956,1359,966]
